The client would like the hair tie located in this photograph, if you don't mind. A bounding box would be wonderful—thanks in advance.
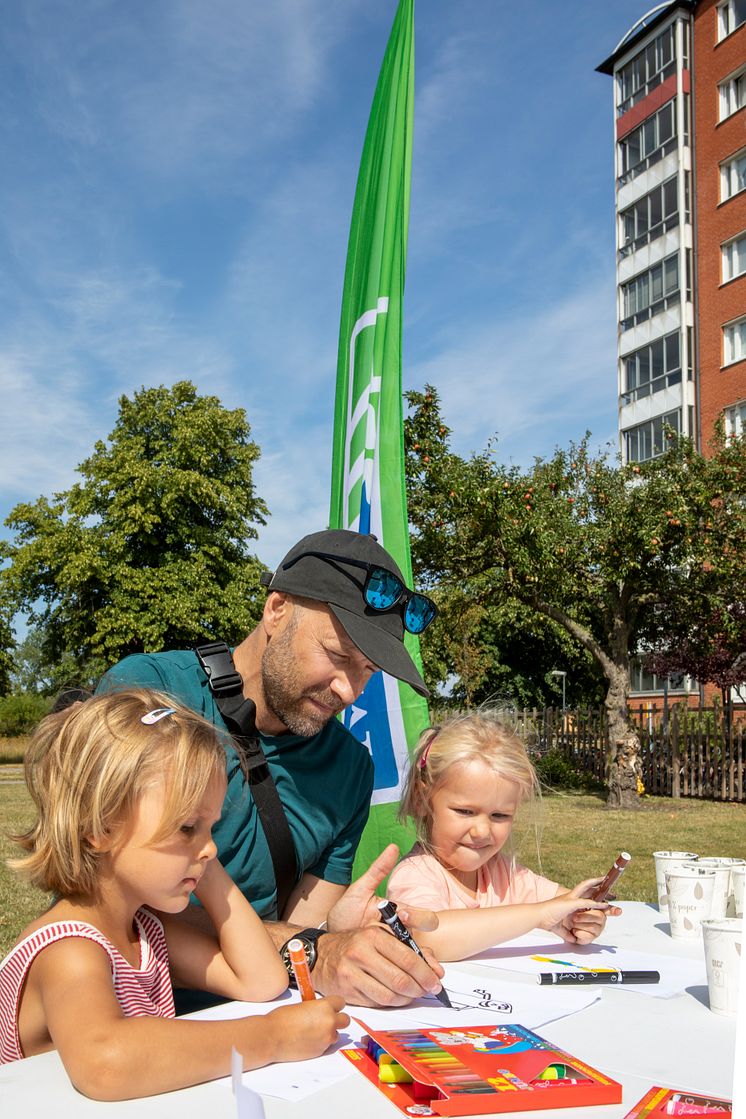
[419,728,440,769]
[141,707,176,725]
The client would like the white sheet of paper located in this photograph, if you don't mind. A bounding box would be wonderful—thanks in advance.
[388,963,599,1029]
[468,933,707,997]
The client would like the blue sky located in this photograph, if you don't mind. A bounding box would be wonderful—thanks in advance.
[1,0,648,576]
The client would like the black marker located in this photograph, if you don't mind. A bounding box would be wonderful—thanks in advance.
[378,900,452,1007]
[538,970,660,985]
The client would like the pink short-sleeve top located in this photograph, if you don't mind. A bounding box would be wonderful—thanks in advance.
[387,845,560,911]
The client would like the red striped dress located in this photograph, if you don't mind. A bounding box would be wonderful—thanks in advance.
[0,907,175,1063]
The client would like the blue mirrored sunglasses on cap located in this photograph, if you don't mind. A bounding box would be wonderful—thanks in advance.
[280,550,438,635]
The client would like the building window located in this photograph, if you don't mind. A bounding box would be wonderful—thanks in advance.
[723,316,746,365]
[619,100,676,182]
[722,232,746,282]
[622,331,682,404]
[630,659,688,695]
[625,409,681,463]
[620,176,679,255]
[721,149,746,202]
[724,400,746,439]
[719,66,746,120]
[717,0,746,40]
[621,253,679,330]
[617,25,676,115]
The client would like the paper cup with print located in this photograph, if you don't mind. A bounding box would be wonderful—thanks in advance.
[665,866,716,939]
[702,917,742,1016]
[654,851,698,914]
[731,865,746,919]
[689,858,746,918]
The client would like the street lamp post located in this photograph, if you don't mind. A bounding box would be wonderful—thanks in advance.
[550,669,567,711]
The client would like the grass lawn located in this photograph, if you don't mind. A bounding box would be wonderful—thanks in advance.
[0,775,51,958]
[1,773,745,959]
[0,736,30,764]
[513,790,746,903]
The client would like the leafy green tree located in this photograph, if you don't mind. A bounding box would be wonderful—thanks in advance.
[8,624,105,696]
[1,381,269,673]
[404,386,746,808]
[422,596,604,710]
[0,594,14,696]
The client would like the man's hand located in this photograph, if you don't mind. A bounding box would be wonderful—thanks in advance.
[317,843,442,1007]
[312,924,445,1007]
[326,844,436,934]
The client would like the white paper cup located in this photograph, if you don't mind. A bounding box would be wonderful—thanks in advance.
[683,859,732,919]
[653,851,698,914]
[702,917,742,1016]
[665,866,716,939]
[731,865,746,919]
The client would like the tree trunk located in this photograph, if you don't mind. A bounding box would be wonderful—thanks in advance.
[605,664,641,809]
[530,596,642,808]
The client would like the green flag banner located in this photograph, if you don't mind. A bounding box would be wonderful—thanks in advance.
[329,0,429,878]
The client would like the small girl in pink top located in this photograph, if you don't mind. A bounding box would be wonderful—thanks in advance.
[388,711,619,961]
[0,689,347,1099]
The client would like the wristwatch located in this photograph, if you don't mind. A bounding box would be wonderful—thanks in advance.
[279,928,328,986]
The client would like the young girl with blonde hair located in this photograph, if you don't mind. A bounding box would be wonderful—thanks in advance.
[388,711,618,961]
[0,689,347,1099]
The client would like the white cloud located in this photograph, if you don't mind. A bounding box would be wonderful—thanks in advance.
[0,265,238,511]
[406,278,619,467]
[7,0,368,183]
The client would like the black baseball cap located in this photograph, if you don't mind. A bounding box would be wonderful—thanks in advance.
[260,529,429,697]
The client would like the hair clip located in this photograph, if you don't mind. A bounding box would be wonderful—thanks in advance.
[418,728,440,769]
[141,707,177,725]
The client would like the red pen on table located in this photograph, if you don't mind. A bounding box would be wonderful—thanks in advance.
[287,937,316,1001]
[590,851,631,901]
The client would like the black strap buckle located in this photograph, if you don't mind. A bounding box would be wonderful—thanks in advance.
[194,641,244,697]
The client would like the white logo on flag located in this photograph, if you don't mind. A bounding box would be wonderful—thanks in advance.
[341,297,409,803]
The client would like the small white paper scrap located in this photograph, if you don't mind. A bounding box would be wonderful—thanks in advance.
[231,1046,266,1119]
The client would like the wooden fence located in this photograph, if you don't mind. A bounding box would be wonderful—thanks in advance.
[494,705,746,803]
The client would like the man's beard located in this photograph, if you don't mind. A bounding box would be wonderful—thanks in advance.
[261,614,343,736]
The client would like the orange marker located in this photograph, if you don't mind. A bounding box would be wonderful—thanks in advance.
[287,938,316,1001]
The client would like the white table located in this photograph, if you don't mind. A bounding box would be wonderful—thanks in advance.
[1,903,739,1118]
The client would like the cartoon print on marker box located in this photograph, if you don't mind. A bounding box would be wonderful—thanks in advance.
[429,1028,533,1055]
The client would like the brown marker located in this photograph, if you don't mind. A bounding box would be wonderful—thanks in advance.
[590,851,631,901]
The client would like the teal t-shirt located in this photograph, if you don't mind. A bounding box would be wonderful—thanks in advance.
[97,651,374,918]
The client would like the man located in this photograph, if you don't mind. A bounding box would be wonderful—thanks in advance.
[97,529,445,1006]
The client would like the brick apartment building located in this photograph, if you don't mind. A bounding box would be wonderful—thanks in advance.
[598,0,746,706]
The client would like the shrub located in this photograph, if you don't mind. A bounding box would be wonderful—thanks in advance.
[0,693,50,736]
[534,749,587,791]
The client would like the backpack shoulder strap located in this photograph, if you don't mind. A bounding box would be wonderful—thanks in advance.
[195,641,298,920]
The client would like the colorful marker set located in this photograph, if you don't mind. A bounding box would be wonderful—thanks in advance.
[343,1023,622,1116]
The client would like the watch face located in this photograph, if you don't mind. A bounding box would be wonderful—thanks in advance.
[281,936,314,974]
[280,928,326,979]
